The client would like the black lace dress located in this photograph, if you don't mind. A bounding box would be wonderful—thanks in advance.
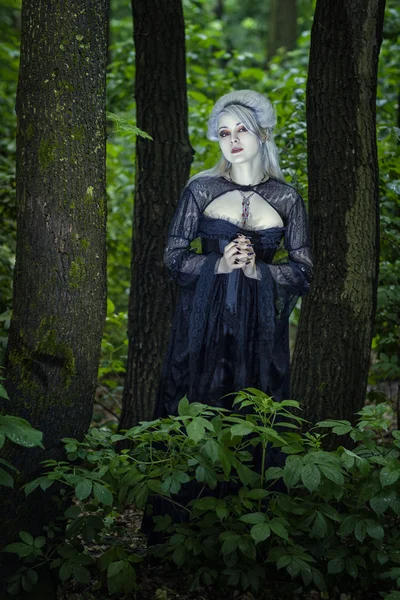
[154,175,313,417]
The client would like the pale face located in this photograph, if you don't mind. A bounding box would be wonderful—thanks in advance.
[217,113,261,165]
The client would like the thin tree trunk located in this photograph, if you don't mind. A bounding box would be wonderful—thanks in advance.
[0,0,109,546]
[120,0,192,428]
[291,0,385,427]
[267,0,297,60]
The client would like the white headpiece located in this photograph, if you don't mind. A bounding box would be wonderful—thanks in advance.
[207,89,277,141]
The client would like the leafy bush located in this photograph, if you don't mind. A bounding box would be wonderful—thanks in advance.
[2,389,400,598]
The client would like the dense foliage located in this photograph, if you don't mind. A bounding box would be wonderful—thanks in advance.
[2,389,400,598]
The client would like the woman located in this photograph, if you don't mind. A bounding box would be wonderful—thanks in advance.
[155,89,313,418]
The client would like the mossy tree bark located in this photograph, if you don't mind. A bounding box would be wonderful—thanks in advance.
[291,0,385,427]
[267,0,297,60]
[0,0,109,545]
[120,0,192,427]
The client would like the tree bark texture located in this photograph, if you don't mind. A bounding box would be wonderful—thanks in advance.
[267,0,297,60]
[120,0,193,428]
[291,0,385,426]
[0,0,109,545]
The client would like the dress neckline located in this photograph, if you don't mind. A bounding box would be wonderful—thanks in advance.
[200,212,286,234]
[218,174,272,191]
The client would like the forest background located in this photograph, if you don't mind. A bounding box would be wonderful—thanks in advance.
[0,0,398,422]
[0,0,399,598]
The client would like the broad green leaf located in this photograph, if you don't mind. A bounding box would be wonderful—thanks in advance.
[2,542,34,557]
[380,466,400,487]
[327,558,345,574]
[310,512,327,539]
[186,418,205,443]
[319,465,344,485]
[19,531,34,545]
[172,544,186,566]
[269,519,289,540]
[345,557,358,579]
[204,439,219,463]
[93,482,113,506]
[107,560,124,578]
[365,519,384,540]
[72,564,90,584]
[0,466,14,488]
[250,522,271,544]
[354,520,366,543]
[370,490,394,515]
[59,561,73,582]
[239,512,266,525]
[301,464,321,492]
[75,479,93,500]
[0,416,43,448]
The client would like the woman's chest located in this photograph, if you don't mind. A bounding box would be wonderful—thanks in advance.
[204,190,284,229]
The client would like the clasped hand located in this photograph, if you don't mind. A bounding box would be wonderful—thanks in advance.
[217,234,257,279]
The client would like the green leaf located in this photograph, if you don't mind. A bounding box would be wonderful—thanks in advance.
[186,418,205,443]
[301,463,321,492]
[19,531,34,545]
[220,532,241,554]
[250,522,271,544]
[377,550,389,565]
[177,396,190,416]
[319,465,344,485]
[365,519,384,540]
[340,514,358,537]
[59,561,73,582]
[354,520,366,543]
[310,512,327,539]
[370,490,394,515]
[283,463,301,488]
[269,519,289,540]
[34,536,46,549]
[239,512,266,524]
[245,488,269,500]
[107,560,125,578]
[345,557,358,579]
[93,482,113,506]
[172,544,185,567]
[0,466,14,488]
[319,504,341,522]
[380,466,400,487]
[75,479,93,500]
[0,416,43,448]
[327,557,345,574]
[230,423,253,436]
[3,542,33,557]
[191,496,217,511]
[72,564,90,584]
[276,555,292,570]
[204,439,219,463]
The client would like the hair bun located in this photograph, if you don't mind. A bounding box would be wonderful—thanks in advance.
[207,89,277,141]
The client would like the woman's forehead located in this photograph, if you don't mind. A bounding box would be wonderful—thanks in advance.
[217,113,244,129]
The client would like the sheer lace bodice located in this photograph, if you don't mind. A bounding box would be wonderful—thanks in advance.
[164,176,313,293]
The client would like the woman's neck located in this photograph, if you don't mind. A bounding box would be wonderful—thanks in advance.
[228,158,265,186]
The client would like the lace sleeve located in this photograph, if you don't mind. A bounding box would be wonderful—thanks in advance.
[263,193,313,295]
[164,185,211,288]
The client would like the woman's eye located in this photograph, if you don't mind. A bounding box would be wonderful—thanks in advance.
[219,131,229,137]
[238,126,247,132]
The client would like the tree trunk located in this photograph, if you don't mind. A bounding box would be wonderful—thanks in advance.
[291,0,385,427]
[267,0,297,60]
[0,0,109,545]
[119,0,192,428]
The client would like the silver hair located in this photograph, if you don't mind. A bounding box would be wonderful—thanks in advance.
[188,89,285,185]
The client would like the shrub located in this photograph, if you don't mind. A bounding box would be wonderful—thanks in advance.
[1,389,400,598]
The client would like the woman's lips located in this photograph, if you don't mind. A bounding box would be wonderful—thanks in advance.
[231,148,243,154]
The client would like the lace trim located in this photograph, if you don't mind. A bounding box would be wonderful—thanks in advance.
[200,212,286,233]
